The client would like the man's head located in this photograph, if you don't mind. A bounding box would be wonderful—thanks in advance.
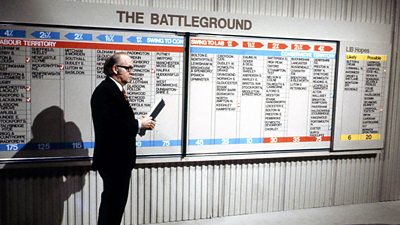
[103,52,134,86]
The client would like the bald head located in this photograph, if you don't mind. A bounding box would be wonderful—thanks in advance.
[103,52,134,86]
[103,52,128,76]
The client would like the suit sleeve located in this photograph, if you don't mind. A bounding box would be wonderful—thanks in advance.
[91,84,139,140]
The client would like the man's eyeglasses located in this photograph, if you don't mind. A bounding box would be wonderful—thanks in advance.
[116,65,134,72]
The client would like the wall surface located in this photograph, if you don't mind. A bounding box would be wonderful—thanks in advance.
[1,0,399,225]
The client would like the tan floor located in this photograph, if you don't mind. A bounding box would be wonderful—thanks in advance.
[155,201,400,225]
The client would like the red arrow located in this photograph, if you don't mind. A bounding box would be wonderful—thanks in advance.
[226,40,239,47]
[291,44,311,51]
[267,42,288,49]
[314,45,333,52]
[243,41,264,48]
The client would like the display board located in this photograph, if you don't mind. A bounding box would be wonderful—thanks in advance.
[333,42,391,151]
[187,35,337,154]
[0,23,392,162]
[0,25,184,160]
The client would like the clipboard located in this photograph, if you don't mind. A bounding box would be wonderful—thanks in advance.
[138,99,165,136]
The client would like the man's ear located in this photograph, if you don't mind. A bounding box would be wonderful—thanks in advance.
[111,65,119,75]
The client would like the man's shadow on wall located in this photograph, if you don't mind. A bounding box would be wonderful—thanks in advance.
[0,106,90,225]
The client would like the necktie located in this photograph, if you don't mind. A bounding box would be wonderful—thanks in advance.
[122,89,128,101]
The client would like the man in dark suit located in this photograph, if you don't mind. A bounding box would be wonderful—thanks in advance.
[91,52,155,225]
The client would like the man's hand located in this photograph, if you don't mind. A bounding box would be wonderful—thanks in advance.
[139,116,155,130]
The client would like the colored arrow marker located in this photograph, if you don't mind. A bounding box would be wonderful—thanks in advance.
[96,34,123,42]
[65,33,92,41]
[291,44,311,50]
[31,31,60,39]
[243,41,264,48]
[267,42,288,49]
[314,45,333,52]
[0,29,26,38]
[191,39,238,47]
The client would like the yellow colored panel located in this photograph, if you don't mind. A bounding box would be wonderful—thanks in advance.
[360,133,381,140]
[341,134,381,141]
[346,54,387,61]
[366,55,387,61]
[346,54,365,60]
[340,134,361,141]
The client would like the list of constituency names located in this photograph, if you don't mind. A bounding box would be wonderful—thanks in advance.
[340,53,387,142]
[0,27,184,151]
[188,37,336,151]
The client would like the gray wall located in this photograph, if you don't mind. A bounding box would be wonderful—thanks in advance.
[1,0,399,225]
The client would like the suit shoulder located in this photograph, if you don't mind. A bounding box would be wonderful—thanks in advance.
[93,79,117,94]
[91,78,122,104]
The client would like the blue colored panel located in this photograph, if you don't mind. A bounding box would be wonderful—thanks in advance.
[65,32,93,41]
[238,138,263,144]
[0,144,25,151]
[188,137,264,146]
[0,140,180,151]
[31,31,60,39]
[214,138,240,145]
[0,29,26,38]
[312,52,336,59]
[136,140,181,147]
[127,36,184,46]
[168,140,182,146]
[188,138,215,146]
[96,34,123,42]
[83,142,95,149]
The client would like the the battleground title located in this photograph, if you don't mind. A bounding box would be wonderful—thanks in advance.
[116,11,252,30]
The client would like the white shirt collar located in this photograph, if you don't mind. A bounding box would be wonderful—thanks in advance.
[109,76,123,92]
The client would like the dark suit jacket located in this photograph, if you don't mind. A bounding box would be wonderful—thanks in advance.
[91,76,138,171]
